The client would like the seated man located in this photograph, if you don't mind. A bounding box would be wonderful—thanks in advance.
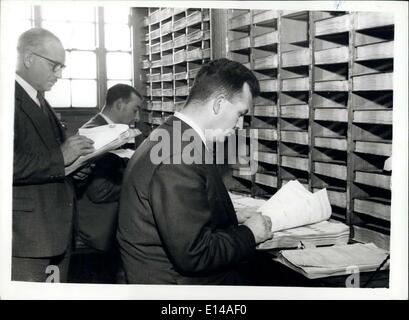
[117,59,273,285]
[75,84,145,283]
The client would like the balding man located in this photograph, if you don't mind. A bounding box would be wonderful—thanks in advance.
[13,28,95,282]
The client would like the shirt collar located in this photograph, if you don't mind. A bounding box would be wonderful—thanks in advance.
[174,111,208,149]
[15,73,40,107]
[99,112,115,124]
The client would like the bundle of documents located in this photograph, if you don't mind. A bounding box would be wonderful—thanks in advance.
[65,124,136,175]
[274,243,390,279]
[258,180,331,233]
[257,220,350,250]
[229,180,349,250]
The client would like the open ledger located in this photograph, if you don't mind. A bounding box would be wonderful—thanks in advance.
[229,180,349,249]
[65,124,136,176]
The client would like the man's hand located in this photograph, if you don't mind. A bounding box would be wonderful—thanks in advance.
[61,135,95,166]
[236,207,260,224]
[243,213,274,244]
[129,128,142,138]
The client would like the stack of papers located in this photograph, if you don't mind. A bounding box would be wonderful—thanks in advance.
[258,180,331,233]
[229,183,349,250]
[275,243,389,279]
[65,124,135,175]
[257,220,350,250]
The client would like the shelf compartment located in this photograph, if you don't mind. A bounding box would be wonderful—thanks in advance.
[313,188,347,208]
[280,104,309,119]
[355,171,391,190]
[161,39,173,52]
[175,85,189,96]
[253,105,278,117]
[253,151,277,165]
[281,78,309,91]
[259,79,278,92]
[162,88,174,97]
[151,42,161,54]
[253,55,278,70]
[281,131,308,145]
[256,129,278,141]
[161,20,172,36]
[162,101,174,112]
[314,137,347,151]
[150,28,161,40]
[314,46,349,64]
[353,110,392,125]
[161,72,173,82]
[187,29,210,44]
[174,34,187,48]
[353,225,390,251]
[351,91,393,110]
[229,36,251,51]
[151,88,162,97]
[354,198,390,221]
[355,41,394,61]
[150,73,161,82]
[314,162,347,180]
[312,92,348,108]
[186,10,206,27]
[281,48,310,67]
[253,10,279,25]
[354,141,392,157]
[255,173,277,188]
[174,49,186,64]
[352,73,393,91]
[230,12,251,30]
[281,155,309,171]
[355,12,394,30]
[314,108,348,122]
[174,71,187,81]
[173,17,187,32]
[254,30,278,48]
[314,80,348,92]
[161,53,173,66]
[315,14,350,36]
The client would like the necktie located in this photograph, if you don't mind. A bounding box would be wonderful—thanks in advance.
[36,91,48,116]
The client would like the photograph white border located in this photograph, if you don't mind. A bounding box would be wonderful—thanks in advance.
[0,0,407,300]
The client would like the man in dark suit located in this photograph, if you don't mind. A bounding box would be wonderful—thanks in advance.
[75,85,145,283]
[117,58,273,285]
[13,28,95,282]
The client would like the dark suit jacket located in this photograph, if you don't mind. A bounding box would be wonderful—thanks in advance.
[117,116,256,285]
[13,81,74,258]
[76,114,133,251]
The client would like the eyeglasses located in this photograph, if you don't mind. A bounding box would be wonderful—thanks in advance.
[31,52,66,73]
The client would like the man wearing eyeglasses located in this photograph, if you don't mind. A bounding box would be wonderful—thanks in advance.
[13,27,95,282]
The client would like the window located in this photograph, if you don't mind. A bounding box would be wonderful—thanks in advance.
[16,5,134,109]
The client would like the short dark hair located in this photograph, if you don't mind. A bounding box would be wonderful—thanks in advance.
[106,84,142,106]
[186,58,260,104]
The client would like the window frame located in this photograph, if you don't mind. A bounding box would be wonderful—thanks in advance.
[29,5,134,112]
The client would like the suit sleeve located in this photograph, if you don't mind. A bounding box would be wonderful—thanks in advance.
[13,109,65,185]
[85,154,126,203]
[149,163,256,275]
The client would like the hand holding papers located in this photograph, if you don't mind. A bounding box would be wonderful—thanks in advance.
[65,124,136,175]
[258,180,331,233]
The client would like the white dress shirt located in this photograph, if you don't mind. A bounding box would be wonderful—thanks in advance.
[174,111,208,149]
[15,73,41,108]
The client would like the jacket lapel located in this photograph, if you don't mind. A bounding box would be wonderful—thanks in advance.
[15,82,61,149]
